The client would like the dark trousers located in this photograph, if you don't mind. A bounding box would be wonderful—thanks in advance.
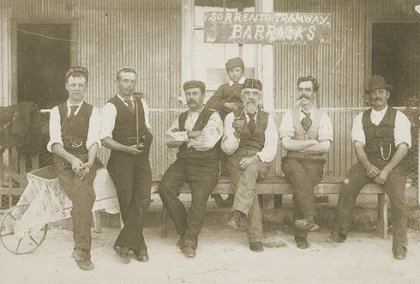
[53,153,101,254]
[158,158,219,249]
[107,152,152,251]
[281,156,324,239]
[333,161,407,250]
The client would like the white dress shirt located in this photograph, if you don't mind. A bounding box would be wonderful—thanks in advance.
[279,108,333,142]
[101,94,151,140]
[351,105,411,148]
[167,107,223,151]
[222,111,278,162]
[47,100,102,152]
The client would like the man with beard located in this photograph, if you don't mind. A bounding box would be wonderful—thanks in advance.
[327,75,411,260]
[159,80,223,258]
[48,66,101,270]
[101,68,153,263]
[279,76,333,249]
[222,79,278,252]
[206,57,246,207]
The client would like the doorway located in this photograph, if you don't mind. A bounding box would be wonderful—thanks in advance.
[17,24,71,109]
[371,22,420,107]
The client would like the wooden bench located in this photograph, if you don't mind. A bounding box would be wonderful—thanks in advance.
[153,176,391,239]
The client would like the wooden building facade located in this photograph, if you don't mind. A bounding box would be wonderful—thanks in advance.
[0,0,418,184]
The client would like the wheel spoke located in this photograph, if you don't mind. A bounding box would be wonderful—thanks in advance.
[8,214,17,221]
[29,235,39,246]
[15,238,22,254]
[0,231,14,238]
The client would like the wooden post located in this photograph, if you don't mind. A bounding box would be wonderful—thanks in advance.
[377,193,388,239]
[92,211,102,233]
[417,125,420,205]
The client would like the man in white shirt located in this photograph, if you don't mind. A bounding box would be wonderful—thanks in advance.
[48,66,101,271]
[222,79,278,252]
[159,80,223,258]
[279,76,333,249]
[327,75,411,260]
[101,68,153,264]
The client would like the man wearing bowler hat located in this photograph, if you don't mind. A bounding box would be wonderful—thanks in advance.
[207,57,246,207]
[159,80,223,258]
[222,79,278,252]
[327,75,412,260]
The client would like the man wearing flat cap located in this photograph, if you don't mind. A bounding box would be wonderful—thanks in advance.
[206,57,246,207]
[222,79,278,252]
[101,67,153,264]
[327,75,411,260]
[279,76,333,249]
[48,66,102,270]
[159,80,223,258]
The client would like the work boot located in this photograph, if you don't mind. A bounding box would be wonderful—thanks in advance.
[325,232,346,243]
[181,245,196,258]
[76,259,94,271]
[295,236,309,249]
[113,246,130,264]
[71,248,88,262]
[393,247,407,260]
[249,241,264,252]
[176,235,185,248]
[135,247,149,262]
[227,210,242,230]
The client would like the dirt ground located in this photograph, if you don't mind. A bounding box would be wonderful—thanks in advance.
[1,226,420,284]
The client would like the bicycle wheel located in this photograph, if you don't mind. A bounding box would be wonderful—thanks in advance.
[0,204,48,254]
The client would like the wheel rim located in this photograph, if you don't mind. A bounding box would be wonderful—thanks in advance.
[0,205,48,254]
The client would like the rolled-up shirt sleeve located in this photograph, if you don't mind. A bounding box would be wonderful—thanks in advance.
[86,107,102,150]
[142,98,151,130]
[395,111,412,148]
[47,106,62,152]
[189,112,223,151]
[166,117,189,142]
[256,114,278,162]
[318,112,333,142]
[100,103,117,140]
[279,111,295,139]
[351,113,365,144]
[221,112,240,155]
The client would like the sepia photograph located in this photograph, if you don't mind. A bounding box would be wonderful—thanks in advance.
[0,0,420,283]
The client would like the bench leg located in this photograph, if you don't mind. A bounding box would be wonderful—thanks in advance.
[161,207,168,239]
[377,193,388,239]
[92,211,102,233]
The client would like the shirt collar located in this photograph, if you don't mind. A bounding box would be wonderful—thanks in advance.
[371,105,388,115]
[188,105,204,114]
[229,77,245,86]
[299,106,315,115]
[117,93,134,102]
[67,100,83,108]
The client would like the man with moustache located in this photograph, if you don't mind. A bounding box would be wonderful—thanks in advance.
[101,68,153,263]
[222,79,278,252]
[279,76,333,249]
[48,66,101,270]
[159,80,223,258]
[206,57,246,207]
[327,75,411,260]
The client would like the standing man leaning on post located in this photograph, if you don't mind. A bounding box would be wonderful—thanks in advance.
[223,79,278,252]
[101,68,153,264]
[279,76,333,249]
[206,57,246,208]
[327,75,411,260]
[48,66,102,271]
[159,80,223,258]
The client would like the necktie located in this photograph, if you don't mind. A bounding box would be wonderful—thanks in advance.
[301,110,312,132]
[124,99,135,113]
[248,112,256,134]
[69,105,78,117]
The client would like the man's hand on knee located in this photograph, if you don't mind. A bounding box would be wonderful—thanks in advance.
[239,155,260,169]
